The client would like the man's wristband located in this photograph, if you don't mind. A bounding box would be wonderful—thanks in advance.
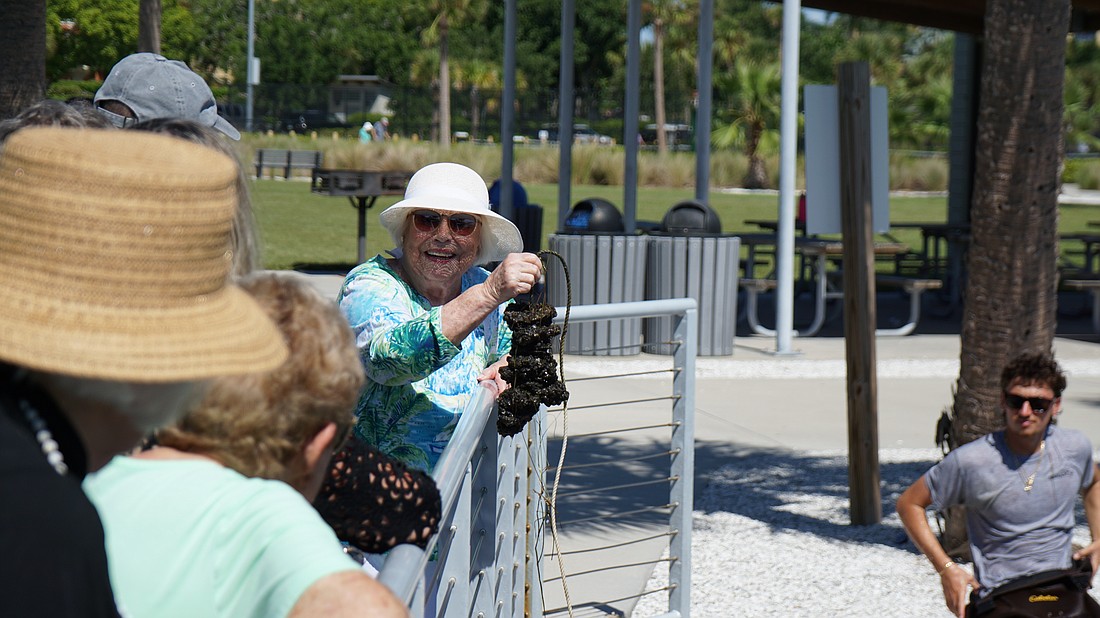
[938,560,956,575]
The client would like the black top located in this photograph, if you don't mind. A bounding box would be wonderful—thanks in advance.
[0,375,120,617]
[313,434,441,554]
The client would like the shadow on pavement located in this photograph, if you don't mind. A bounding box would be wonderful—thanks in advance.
[548,434,942,552]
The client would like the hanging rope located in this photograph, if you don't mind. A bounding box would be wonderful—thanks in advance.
[498,249,574,617]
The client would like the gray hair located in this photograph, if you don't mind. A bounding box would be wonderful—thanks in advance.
[34,372,206,434]
[0,99,112,143]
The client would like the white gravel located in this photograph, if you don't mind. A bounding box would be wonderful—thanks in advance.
[632,448,1099,618]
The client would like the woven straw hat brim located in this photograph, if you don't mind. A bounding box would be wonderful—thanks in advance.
[0,286,287,382]
[0,127,287,381]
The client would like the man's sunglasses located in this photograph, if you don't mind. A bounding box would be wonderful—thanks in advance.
[411,209,479,237]
[1005,393,1055,414]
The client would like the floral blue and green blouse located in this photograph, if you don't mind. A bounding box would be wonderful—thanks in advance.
[338,255,512,472]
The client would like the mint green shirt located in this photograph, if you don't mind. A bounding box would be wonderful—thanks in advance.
[84,457,360,618]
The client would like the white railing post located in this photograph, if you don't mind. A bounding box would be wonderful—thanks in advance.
[526,411,548,617]
[669,306,696,618]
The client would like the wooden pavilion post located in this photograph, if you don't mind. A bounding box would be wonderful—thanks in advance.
[838,61,882,525]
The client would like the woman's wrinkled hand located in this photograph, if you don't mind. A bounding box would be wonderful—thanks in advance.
[477,356,510,396]
[486,252,543,303]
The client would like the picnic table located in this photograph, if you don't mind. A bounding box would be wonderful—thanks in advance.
[738,235,940,336]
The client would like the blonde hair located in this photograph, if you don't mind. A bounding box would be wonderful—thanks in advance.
[157,271,363,480]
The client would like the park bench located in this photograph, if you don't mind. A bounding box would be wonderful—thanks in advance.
[1063,279,1100,334]
[253,148,323,179]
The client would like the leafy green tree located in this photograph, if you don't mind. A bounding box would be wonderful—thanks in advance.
[46,0,197,80]
[1064,40,1100,154]
[889,31,953,150]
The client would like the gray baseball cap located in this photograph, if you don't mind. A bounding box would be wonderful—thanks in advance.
[94,53,241,140]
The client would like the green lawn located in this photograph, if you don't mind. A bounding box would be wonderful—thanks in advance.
[250,178,1098,273]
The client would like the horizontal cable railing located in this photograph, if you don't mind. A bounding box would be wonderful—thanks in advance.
[377,298,696,618]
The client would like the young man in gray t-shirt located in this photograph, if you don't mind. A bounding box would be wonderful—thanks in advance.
[897,353,1100,617]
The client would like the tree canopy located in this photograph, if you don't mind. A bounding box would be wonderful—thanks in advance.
[28,0,1100,149]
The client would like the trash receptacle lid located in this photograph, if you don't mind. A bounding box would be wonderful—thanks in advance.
[561,197,625,234]
[660,199,722,235]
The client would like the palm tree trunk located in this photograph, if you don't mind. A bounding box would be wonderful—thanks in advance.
[438,16,451,148]
[954,0,1067,444]
[0,0,47,120]
[654,18,667,153]
[743,124,767,189]
[944,0,1070,554]
[138,0,162,54]
[471,87,480,140]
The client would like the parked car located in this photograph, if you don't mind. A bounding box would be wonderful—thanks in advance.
[537,123,613,145]
[279,110,351,133]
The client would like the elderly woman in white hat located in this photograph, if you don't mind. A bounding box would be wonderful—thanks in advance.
[338,162,543,472]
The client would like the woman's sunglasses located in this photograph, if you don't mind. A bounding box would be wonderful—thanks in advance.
[1005,393,1055,414]
[411,209,479,237]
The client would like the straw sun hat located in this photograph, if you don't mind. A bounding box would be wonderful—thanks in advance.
[379,162,522,264]
[0,127,287,382]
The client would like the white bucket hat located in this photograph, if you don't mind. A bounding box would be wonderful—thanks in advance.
[379,162,523,264]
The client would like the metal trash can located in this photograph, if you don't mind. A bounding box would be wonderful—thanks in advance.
[643,200,740,356]
[512,204,543,253]
[546,199,646,356]
[489,180,543,253]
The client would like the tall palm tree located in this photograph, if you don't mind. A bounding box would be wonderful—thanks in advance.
[0,0,47,119]
[942,0,1070,554]
[422,0,488,148]
[644,0,696,153]
[644,0,674,153]
[451,59,501,141]
[712,61,781,189]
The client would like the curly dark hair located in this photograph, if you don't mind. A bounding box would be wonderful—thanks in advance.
[1000,353,1066,397]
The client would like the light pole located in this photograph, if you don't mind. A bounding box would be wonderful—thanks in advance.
[245,0,255,132]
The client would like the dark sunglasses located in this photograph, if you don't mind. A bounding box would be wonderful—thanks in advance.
[411,209,478,237]
[1005,393,1055,414]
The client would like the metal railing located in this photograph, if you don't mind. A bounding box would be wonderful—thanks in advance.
[377,298,697,618]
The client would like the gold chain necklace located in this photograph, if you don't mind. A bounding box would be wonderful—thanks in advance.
[1015,439,1046,493]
